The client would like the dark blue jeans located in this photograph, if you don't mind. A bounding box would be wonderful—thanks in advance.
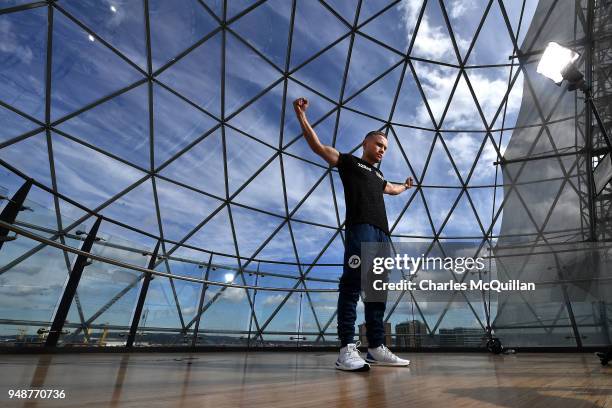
[337,223,390,348]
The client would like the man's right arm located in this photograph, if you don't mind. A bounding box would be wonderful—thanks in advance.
[293,98,339,167]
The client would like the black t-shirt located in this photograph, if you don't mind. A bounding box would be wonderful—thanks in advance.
[336,153,389,235]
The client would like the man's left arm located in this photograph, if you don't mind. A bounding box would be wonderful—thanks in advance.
[384,176,414,195]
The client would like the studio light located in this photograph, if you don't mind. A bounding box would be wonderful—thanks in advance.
[537,42,612,196]
[536,42,580,85]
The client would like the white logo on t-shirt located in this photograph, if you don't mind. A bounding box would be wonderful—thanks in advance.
[357,162,371,171]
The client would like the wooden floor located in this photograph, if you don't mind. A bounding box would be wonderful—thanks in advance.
[0,351,610,407]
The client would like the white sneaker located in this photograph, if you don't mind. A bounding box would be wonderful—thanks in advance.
[366,344,410,366]
[335,341,370,371]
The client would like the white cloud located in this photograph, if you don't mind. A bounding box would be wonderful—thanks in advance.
[262,293,297,306]
[220,286,247,303]
[397,0,469,61]
[0,19,34,64]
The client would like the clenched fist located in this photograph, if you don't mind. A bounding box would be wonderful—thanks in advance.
[293,97,309,115]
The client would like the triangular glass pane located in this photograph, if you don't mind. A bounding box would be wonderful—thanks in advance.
[359,2,411,53]
[253,276,295,329]
[155,176,224,243]
[227,0,259,19]
[256,223,300,266]
[421,187,462,233]
[503,0,539,47]
[159,129,225,198]
[392,192,434,237]
[231,204,284,260]
[324,0,358,24]
[0,6,47,120]
[230,0,291,68]
[291,37,350,101]
[11,183,59,236]
[439,192,484,237]
[444,132,486,182]
[412,60,460,127]
[392,127,435,181]
[99,177,159,236]
[334,108,385,153]
[70,244,146,330]
[469,187,496,233]
[199,285,253,332]
[264,290,303,335]
[149,0,218,70]
[292,174,338,227]
[290,0,349,70]
[50,10,142,120]
[0,105,41,145]
[225,32,281,116]
[153,83,218,167]
[391,65,430,127]
[284,79,337,145]
[467,135,501,186]
[50,131,146,211]
[283,106,336,165]
[60,0,147,69]
[344,34,403,100]
[139,274,184,330]
[0,244,71,323]
[201,0,223,19]
[465,0,515,66]
[466,66,514,128]
[0,132,52,188]
[358,0,395,24]
[233,157,286,216]
[225,126,277,195]
[290,219,336,265]
[345,63,403,121]
[156,32,222,118]
[56,83,149,169]
[228,82,283,147]
[282,153,328,212]
[408,0,458,64]
[445,0,490,61]
[302,284,338,332]
[443,75,486,130]
[421,134,463,186]
[182,206,237,256]
[299,290,324,339]
[311,229,344,266]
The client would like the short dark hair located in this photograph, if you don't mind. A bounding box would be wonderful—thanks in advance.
[364,130,387,140]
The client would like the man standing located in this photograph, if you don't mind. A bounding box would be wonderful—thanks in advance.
[293,97,413,371]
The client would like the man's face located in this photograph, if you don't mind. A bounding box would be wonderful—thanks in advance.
[363,134,388,163]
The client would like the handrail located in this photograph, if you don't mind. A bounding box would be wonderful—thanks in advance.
[0,220,338,293]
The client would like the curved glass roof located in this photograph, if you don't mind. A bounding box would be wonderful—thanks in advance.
[0,0,544,346]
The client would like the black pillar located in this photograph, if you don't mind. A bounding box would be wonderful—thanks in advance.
[45,217,102,347]
[126,240,160,348]
[0,179,33,250]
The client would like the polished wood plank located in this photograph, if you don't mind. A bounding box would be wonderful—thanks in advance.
[0,352,610,407]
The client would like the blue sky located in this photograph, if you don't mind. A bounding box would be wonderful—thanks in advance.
[0,0,541,340]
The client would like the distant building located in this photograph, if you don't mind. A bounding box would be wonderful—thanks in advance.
[395,320,426,348]
[358,322,392,347]
[439,327,484,347]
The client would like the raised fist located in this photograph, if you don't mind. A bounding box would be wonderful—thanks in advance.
[293,97,309,114]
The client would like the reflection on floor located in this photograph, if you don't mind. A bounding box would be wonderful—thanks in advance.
[0,352,610,407]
